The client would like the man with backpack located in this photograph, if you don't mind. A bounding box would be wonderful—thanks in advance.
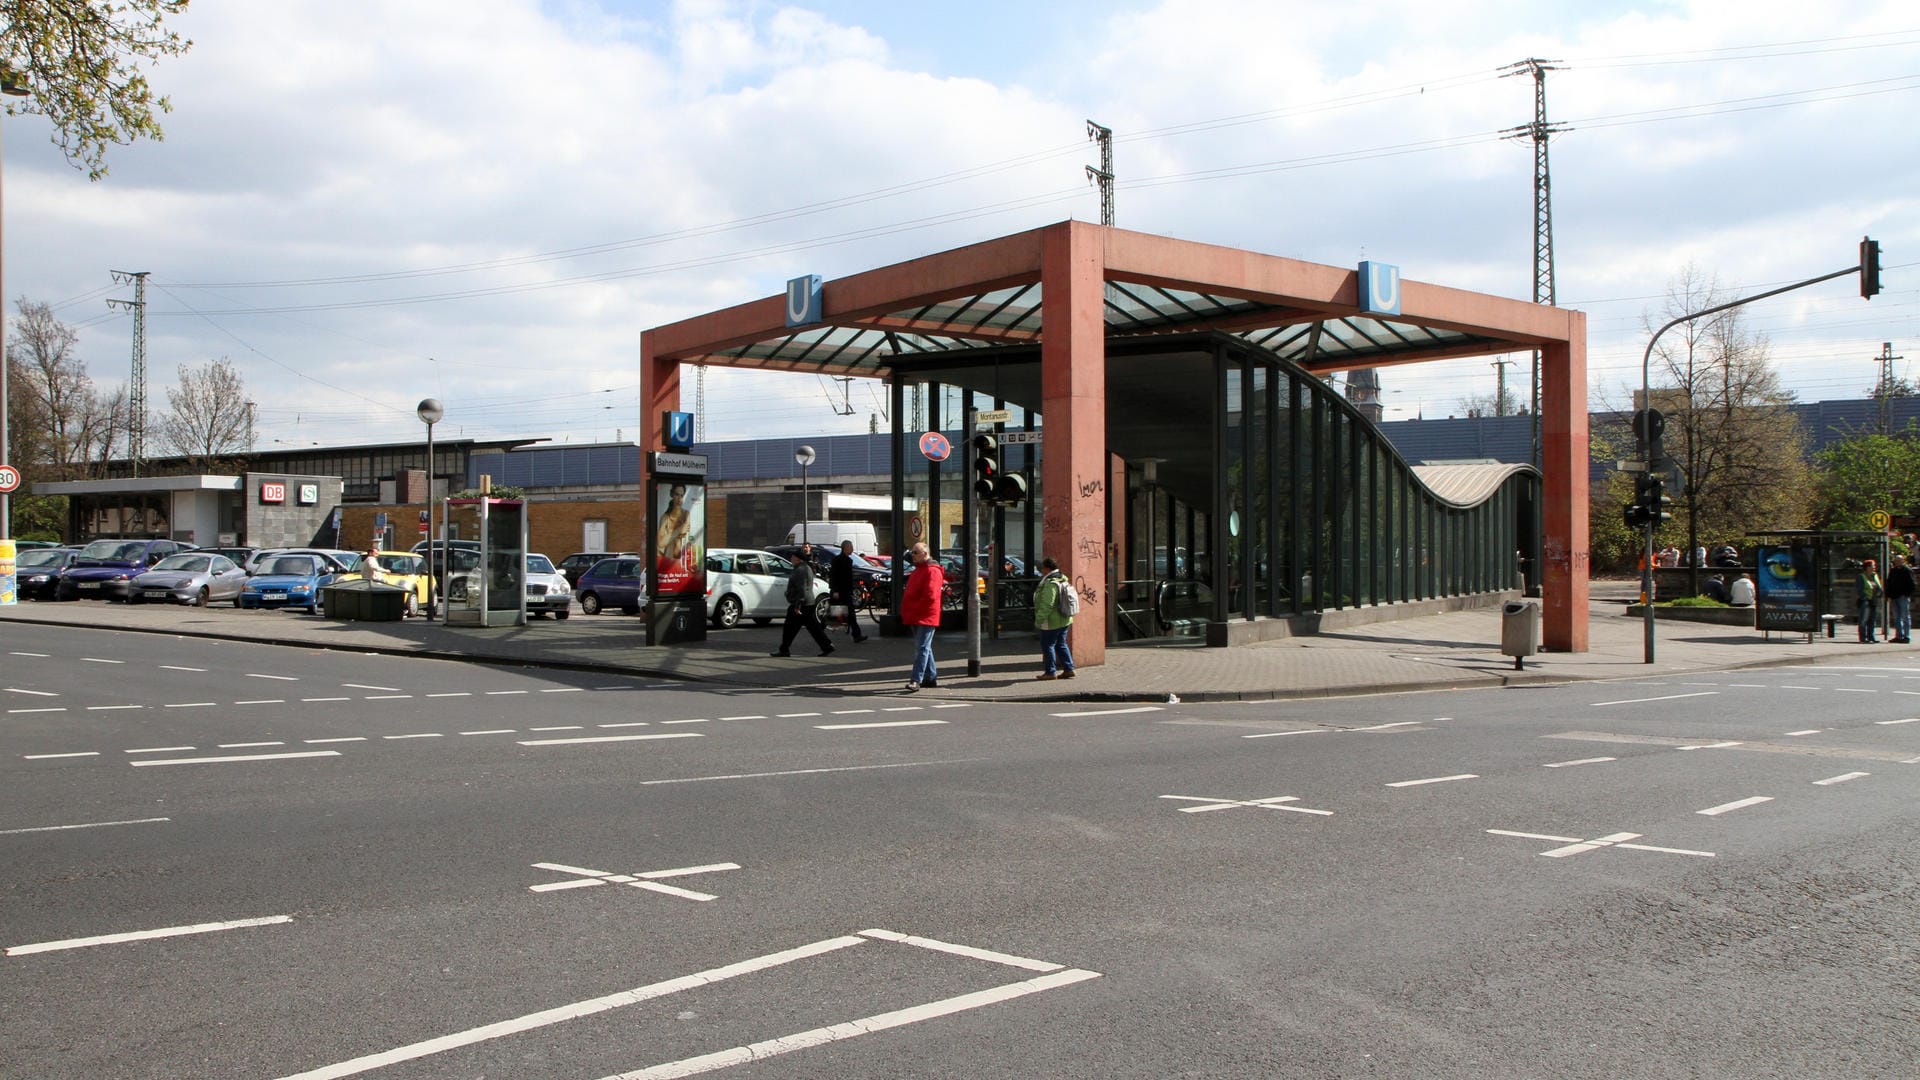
[1032,556,1078,680]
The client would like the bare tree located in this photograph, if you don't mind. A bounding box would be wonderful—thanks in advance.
[5,297,109,477]
[157,359,250,467]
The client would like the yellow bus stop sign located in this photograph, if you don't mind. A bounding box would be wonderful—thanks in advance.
[1869,510,1891,531]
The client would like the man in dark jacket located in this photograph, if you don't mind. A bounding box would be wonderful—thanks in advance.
[829,540,867,643]
[772,544,835,658]
[1887,554,1915,644]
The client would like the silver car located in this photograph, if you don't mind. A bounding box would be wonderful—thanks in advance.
[129,553,249,607]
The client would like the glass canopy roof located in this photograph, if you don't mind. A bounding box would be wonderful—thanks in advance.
[707,280,1499,374]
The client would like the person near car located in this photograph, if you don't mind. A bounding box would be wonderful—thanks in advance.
[1031,556,1077,681]
[1885,554,1914,644]
[829,539,867,643]
[1857,558,1884,643]
[901,541,944,691]
[772,543,835,658]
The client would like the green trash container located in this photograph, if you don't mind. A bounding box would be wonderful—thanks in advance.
[321,580,407,621]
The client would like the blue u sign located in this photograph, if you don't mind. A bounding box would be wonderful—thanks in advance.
[664,410,694,449]
[1358,261,1401,317]
[785,274,823,327]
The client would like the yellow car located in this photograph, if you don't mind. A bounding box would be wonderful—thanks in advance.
[359,550,432,617]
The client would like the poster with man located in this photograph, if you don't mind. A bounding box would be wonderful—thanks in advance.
[653,481,705,597]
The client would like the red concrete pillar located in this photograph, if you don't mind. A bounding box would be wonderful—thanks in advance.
[1541,314,1589,652]
[638,332,681,535]
[1040,221,1108,666]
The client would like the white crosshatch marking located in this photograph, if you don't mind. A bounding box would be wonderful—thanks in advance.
[530,861,741,901]
[1160,794,1334,816]
[1487,828,1715,859]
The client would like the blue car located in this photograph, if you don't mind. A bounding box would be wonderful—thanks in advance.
[57,538,198,601]
[574,556,647,616]
[240,553,340,613]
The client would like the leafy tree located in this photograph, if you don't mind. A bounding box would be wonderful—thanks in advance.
[1813,425,1920,529]
[1643,265,1814,561]
[157,358,250,467]
[0,0,193,180]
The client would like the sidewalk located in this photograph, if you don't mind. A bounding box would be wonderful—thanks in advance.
[0,585,1892,703]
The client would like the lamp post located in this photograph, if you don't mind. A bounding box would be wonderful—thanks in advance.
[417,398,444,620]
[1,71,30,553]
[795,444,816,547]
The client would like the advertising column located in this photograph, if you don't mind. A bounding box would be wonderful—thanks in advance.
[647,449,708,645]
[1754,544,1817,635]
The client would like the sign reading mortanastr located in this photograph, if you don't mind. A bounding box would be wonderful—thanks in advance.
[651,451,709,477]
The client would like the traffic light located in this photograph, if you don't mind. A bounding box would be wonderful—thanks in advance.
[992,470,1028,505]
[972,433,1000,501]
[1622,501,1650,528]
[1861,236,1882,299]
[1632,408,1666,464]
[1648,476,1673,523]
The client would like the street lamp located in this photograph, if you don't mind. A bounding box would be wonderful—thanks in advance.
[794,444,816,547]
[418,398,444,620]
[1,70,30,555]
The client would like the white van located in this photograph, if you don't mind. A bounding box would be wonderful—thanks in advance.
[783,520,878,552]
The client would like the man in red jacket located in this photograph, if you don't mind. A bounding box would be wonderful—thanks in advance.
[901,542,945,691]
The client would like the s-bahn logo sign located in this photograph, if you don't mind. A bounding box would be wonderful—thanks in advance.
[1358,261,1401,317]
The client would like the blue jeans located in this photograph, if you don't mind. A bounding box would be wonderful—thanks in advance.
[910,624,938,684]
[1860,598,1881,641]
[1894,596,1912,641]
[1040,626,1074,674]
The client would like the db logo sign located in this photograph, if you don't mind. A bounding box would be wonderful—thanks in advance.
[260,482,287,504]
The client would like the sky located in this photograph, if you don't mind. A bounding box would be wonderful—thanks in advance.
[2,0,1915,453]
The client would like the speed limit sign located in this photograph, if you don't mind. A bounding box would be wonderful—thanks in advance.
[0,465,20,493]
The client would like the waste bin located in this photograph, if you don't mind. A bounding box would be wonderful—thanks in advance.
[1501,599,1539,670]
[321,580,407,621]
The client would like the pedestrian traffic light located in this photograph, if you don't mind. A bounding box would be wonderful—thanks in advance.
[1622,501,1650,528]
[992,470,1028,505]
[1648,477,1673,523]
[1632,408,1666,463]
[1861,236,1882,299]
[972,433,1000,501]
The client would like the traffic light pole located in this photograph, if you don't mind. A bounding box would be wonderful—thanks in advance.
[966,408,982,678]
[1638,254,1870,663]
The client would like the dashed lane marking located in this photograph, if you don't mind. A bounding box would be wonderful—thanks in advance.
[640,760,982,786]
[1813,772,1869,785]
[528,726,581,732]
[342,684,400,692]
[485,690,528,696]
[382,734,443,740]
[1590,691,1718,706]
[1242,729,1324,739]
[426,692,471,698]
[218,742,284,749]
[1785,729,1822,736]
[127,746,194,754]
[0,816,169,836]
[304,737,365,744]
[163,702,217,709]
[1697,796,1773,816]
[1542,757,1616,768]
[720,715,765,721]
[4,687,58,696]
[541,688,584,693]
[86,705,141,711]
[1052,706,1163,717]
[9,651,49,657]
[459,729,516,736]
[8,708,66,714]
[815,719,948,730]
[660,718,709,725]
[1354,721,1422,731]
[245,673,298,681]
[1677,740,1743,751]
[301,697,349,703]
[598,722,649,728]
[130,751,341,768]
[81,658,124,665]
[235,699,285,705]
[1385,774,1477,788]
[7,915,292,957]
[778,712,821,718]
[22,751,97,759]
[516,733,704,747]
[1876,717,1920,726]
[364,695,412,701]
[160,665,207,672]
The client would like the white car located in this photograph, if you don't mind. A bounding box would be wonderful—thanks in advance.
[525,553,572,619]
[704,547,830,629]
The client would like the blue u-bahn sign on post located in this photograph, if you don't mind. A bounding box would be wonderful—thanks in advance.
[1358,260,1401,317]
[785,274,823,327]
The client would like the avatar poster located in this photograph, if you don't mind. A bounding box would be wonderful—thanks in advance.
[1754,544,1815,632]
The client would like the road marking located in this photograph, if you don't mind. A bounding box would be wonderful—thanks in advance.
[382,733,443,740]
[218,742,285,749]
[235,699,285,705]
[1543,757,1616,768]
[1242,729,1323,739]
[426,692,471,698]
[1160,794,1334,816]
[9,651,49,657]
[7,707,67,714]
[1590,691,1718,706]
[305,737,365,744]
[1728,683,1767,688]
[1697,796,1773,816]
[661,718,709,725]
[82,658,125,664]
[131,751,342,767]
[640,760,981,786]
[1052,706,1163,717]
[1785,729,1822,736]
[1876,717,1920,726]
[274,935,871,1079]
[1487,829,1715,859]
[459,729,516,736]
[719,715,765,721]
[830,709,875,715]
[1782,685,1820,690]
[364,694,412,701]
[127,746,195,754]
[528,725,582,732]
[1385,774,1477,788]
[22,751,98,759]
[86,705,142,711]
[777,712,821,718]
[0,816,170,835]
[541,687,585,693]
[1678,740,1743,751]
[1812,772,1869,785]
[1355,721,1422,731]
[343,683,400,692]
[516,733,704,747]
[302,697,349,703]
[928,703,972,709]
[1835,688,1876,694]
[164,702,218,709]
[246,673,298,681]
[598,721,649,728]
[815,719,948,731]
[530,861,741,901]
[485,690,528,696]
[881,706,923,712]
[5,687,58,696]
[7,915,292,957]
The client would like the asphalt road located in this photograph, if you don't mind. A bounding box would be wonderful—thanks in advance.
[4,625,1918,1078]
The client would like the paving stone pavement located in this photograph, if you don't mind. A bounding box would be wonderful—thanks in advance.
[0,585,1900,702]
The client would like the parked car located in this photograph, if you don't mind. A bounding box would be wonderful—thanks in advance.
[412,539,483,580]
[526,553,573,618]
[764,542,889,613]
[704,547,829,629]
[199,546,256,569]
[559,551,637,588]
[239,553,340,612]
[130,552,249,606]
[57,538,198,601]
[573,556,646,616]
[14,547,79,600]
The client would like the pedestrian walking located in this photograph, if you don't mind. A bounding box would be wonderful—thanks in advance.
[1857,558,1885,643]
[771,543,835,658]
[829,540,867,643]
[1886,554,1914,644]
[901,542,944,691]
[1031,556,1078,680]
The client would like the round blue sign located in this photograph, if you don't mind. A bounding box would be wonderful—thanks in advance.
[918,431,951,461]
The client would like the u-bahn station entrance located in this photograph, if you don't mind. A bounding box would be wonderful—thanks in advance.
[642,222,1588,667]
